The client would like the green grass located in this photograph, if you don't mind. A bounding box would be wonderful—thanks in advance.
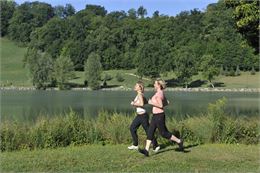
[71,70,260,89]
[1,37,259,89]
[0,37,30,86]
[1,144,259,172]
[214,72,260,88]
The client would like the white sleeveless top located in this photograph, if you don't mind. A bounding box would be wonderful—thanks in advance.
[134,95,146,114]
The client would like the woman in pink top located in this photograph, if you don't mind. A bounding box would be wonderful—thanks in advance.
[139,79,184,156]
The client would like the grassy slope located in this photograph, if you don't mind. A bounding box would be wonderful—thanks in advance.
[1,38,259,89]
[1,144,259,172]
[0,37,30,86]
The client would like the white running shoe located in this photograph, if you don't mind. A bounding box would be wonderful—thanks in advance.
[128,145,138,150]
[153,146,160,152]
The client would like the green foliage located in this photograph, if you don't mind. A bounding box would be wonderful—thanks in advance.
[29,17,67,58]
[137,6,147,18]
[201,54,219,87]
[115,73,124,82]
[85,53,102,90]
[96,111,132,144]
[127,8,137,19]
[54,4,75,18]
[1,99,259,152]
[174,47,197,88]
[224,0,259,53]
[207,97,227,142]
[0,0,16,36]
[136,39,171,78]
[179,116,213,144]
[24,49,54,89]
[3,0,259,88]
[8,1,54,44]
[85,5,107,16]
[53,50,75,90]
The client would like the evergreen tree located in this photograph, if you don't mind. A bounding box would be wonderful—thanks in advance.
[85,53,102,90]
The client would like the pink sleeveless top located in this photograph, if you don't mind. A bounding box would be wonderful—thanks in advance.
[151,90,164,114]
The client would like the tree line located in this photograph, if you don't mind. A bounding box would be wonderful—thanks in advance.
[0,0,259,89]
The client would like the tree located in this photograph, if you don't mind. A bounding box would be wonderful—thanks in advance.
[174,48,197,88]
[29,17,67,58]
[53,50,75,89]
[127,8,137,19]
[64,4,75,17]
[201,54,219,88]
[62,40,88,71]
[24,48,54,89]
[54,5,65,18]
[137,6,147,18]
[153,10,160,18]
[103,46,121,69]
[136,39,171,78]
[85,5,107,16]
[85,53,102,90]
[224,0,259,53]
[54,4,75,18]
[0,0,16,36]
[8,1,54,44]
[202,2,256,71]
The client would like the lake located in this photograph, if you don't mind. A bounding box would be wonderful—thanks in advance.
[1,90,259,123]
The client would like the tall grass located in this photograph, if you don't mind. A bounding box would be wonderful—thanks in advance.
[1,98,259,152]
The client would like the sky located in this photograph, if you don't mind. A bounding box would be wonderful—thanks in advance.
[15,0,219,16]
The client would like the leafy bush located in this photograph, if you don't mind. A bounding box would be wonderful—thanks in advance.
[115,73,125,82]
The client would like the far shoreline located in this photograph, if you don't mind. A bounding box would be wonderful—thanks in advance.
[1,86,260,92]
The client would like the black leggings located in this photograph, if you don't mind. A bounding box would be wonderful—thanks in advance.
[147,112,172,140]
[130,113,158,147]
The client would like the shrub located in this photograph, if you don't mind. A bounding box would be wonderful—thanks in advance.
[207,97,227,142]
[115,73,125,82]
[1,104,259,152]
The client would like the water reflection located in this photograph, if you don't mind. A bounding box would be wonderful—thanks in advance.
[1,90,259,123]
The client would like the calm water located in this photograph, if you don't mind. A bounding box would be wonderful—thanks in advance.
[1,90,259,123]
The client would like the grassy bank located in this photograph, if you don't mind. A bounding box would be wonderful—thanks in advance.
[1,99,259,152]
[1,144,259,172]
[1,38,259,89]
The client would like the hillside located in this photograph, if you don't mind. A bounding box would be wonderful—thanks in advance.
[1,38,259,89]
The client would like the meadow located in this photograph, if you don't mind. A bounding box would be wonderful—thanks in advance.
[1,144,259,172]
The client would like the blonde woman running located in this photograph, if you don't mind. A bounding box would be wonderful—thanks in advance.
[128,81,160,152]
[139,79,183,156]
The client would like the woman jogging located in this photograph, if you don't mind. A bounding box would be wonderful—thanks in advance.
[139,79,183,156]
[128,81,160,152]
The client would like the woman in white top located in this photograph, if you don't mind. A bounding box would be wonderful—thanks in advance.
[128,81,160,152]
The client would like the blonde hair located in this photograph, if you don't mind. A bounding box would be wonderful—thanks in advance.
[155,78,167,90]
[136,81,144,93]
